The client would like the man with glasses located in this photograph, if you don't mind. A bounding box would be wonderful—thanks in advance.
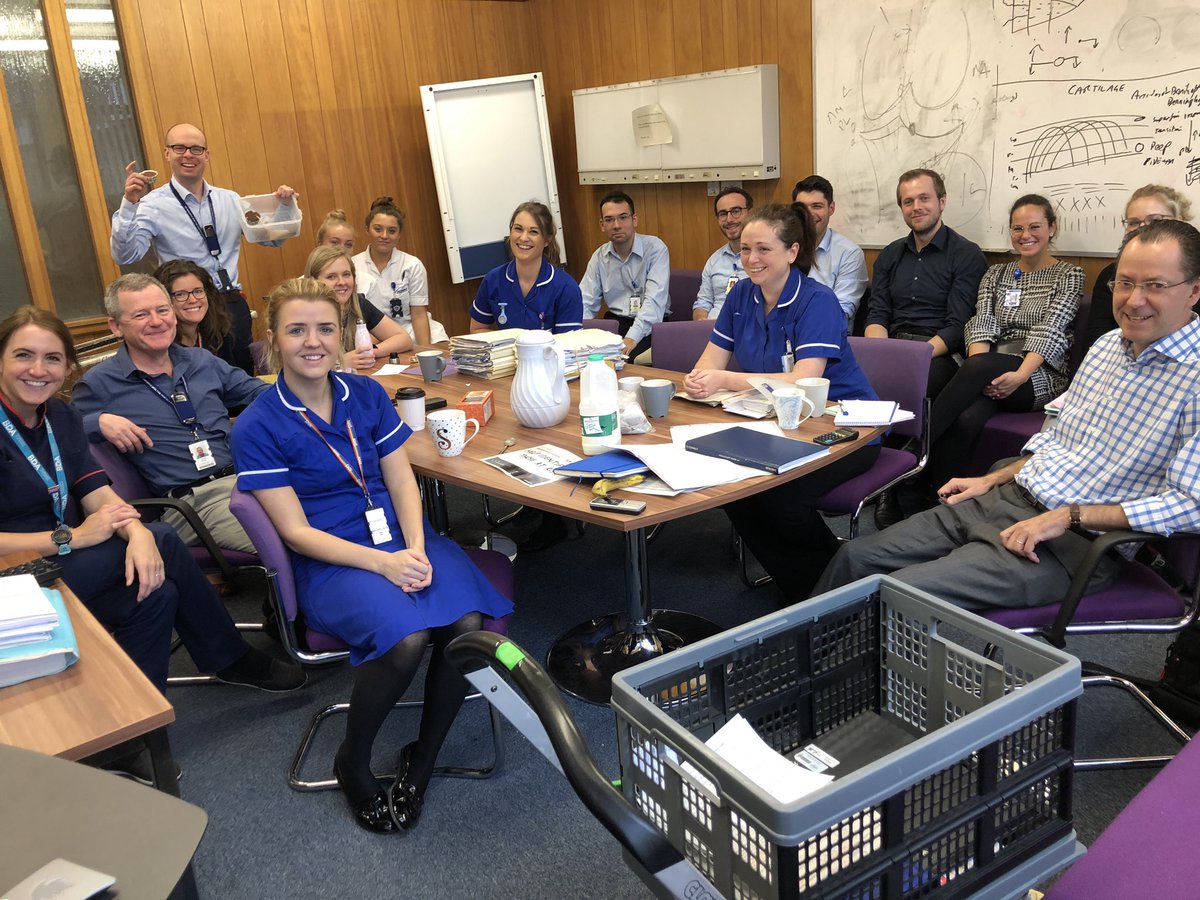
[580,191,670,359]
[110,123,298,374]
[814,219,1200,611]
[73,274,269,555]
[792,175,868,326]
[693,187,752,320]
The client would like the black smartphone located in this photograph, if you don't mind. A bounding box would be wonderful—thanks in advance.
[813,428,859,446]
[424,397,448,412]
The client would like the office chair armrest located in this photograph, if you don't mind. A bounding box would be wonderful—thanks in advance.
[128,497,238,581]
[1042,528,1162,648]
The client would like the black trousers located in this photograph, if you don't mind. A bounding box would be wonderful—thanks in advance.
[61,522,244,692]
[925,353,1037,487]
[890,330,959,401]
[724,443,880,601]
[604,312,653,361]
[221,290,256,376]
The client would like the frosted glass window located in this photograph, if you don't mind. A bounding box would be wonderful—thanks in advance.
[0,175,33,315]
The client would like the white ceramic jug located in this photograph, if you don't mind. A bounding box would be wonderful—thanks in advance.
[510,331,569,428]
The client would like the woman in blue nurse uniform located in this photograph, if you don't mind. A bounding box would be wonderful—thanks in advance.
[469,201,583,333]
[684,203,880,603]
[231,277,511,834]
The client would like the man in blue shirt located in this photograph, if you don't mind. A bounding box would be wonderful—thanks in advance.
[111,123,298,374]
[792,175,869,326]
[579,191,671,359]
[693,187,752,320]
[817,220,1200,609]
[73,274,269,554]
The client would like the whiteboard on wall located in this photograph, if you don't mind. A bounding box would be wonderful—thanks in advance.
[813,1,1200,254]
[574,66,780,184]
[422,72,564,283]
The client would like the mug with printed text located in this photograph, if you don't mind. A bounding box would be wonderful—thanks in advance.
[427,409,479,457]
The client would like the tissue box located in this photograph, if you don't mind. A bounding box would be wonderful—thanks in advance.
[457,390,494,428]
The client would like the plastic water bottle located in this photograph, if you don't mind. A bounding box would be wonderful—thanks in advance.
[579,354,620,455]
[354,320,372,370]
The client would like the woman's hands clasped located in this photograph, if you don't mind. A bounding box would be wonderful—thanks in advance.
[684,368,731,399]
[378,547,433,593]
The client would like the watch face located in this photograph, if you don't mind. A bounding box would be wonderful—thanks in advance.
[51,524,72,545]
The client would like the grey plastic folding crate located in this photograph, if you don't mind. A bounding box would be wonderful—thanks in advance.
[611,576,1083,900]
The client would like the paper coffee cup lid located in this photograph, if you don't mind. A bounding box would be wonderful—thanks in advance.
[394,387,425,399]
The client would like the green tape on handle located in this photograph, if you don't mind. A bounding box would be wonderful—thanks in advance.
[495,640,526,671]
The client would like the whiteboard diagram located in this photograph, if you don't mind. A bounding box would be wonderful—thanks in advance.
[813,0,1200,254]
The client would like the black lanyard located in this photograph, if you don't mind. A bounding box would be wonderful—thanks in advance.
[169,184,232,290]
[140,374,200,439]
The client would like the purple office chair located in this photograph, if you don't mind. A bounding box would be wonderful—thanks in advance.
[666,268,702,322]
[649,319,716,373]
[582,318,620,333]
[815,337,933,534]
[968,295,1093,475]
[228,486,511,790]
[249,340,269,376]
[981,530,1199,769]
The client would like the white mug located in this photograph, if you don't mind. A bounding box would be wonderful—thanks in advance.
[427,409,479,457]
[772,388,815,430]
[795,377,831,415]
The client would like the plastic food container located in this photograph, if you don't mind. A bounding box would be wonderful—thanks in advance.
[611,575,1083,899]
[239,193,303,244]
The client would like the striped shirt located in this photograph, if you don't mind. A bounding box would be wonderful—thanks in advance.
[1018,316,1200,538]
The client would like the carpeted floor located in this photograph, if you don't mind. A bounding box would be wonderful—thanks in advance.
[161,484,1185,898]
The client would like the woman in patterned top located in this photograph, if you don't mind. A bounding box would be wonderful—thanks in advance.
[923,194,1083,490]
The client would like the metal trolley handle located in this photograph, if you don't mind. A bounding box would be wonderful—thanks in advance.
[446,631,723,900]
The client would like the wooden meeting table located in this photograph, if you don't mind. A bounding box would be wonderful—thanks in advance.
[372,361,881,703]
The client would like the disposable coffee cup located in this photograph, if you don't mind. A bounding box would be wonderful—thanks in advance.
[772,388,814,430]
[639,378,675,418]
[394,386,425,431]
[417,350,446,382]
[796,376,830,415]
[140,169,158,187]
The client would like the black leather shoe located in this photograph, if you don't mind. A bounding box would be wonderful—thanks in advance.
[334,758,397,834]
[873,488,903,530]
[389,742,423,830]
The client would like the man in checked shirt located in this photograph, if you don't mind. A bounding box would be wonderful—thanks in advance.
[813,219,1200,610]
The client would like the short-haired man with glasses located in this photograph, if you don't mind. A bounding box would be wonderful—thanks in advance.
[814,219,1200,611]
[73,274,269,555]
[580,191,670,359]
[792,175,868,325]
[109,123,299,374]
[693,187,753,320]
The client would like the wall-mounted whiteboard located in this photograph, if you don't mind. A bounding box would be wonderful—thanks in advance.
[813,1,1198,255]
[574,66,779,184]
[422,72,564,283]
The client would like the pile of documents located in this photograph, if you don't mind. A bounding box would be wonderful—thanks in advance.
[554,328,625,377]
[0,574,79,688]
[448,329,524,379]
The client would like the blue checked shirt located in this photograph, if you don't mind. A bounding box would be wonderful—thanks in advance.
[1017,316,1200,540]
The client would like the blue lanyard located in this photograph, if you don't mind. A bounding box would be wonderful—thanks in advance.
[140,374,200,438]
[0,404,69,524]
[168,183,222,266]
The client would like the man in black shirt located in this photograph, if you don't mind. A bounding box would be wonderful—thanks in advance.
[865,168,987,400]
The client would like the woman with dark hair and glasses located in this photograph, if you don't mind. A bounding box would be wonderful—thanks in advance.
[154,258,238,368]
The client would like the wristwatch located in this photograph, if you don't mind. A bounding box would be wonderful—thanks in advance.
[50,523,72,556]
[1068,503,1082,531]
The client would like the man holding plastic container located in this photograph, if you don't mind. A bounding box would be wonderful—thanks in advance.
[815,220,1200,611]
[110,123,299,374]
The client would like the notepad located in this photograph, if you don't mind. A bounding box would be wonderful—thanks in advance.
[684,426,829,475]
[552,450,650,479]
[834,400,913,426]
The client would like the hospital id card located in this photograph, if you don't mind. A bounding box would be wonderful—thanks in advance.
[189,439,217,470]
[365,505,392,545]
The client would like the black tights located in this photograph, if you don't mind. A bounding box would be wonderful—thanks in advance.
[925,353,1037,487]
[336,611,482,802]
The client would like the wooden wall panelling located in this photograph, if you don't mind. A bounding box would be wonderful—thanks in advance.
[0,62,56,309]
[41,0,121,286]
[112,0,163,176]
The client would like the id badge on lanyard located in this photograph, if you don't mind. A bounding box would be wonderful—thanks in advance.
[628,288,643,315]
[1003,288,1022,308]
[781,340,795,373]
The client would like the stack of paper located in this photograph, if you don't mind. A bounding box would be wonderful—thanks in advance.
[449,329,525,379]
[834,400,913,426]
[0,574,58,649]
[555,328,626,376]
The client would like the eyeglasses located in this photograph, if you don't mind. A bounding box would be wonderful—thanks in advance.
[1107,278,1194,297]
[601,213,632,226]
[170,287,207,302]
[1009,223,1048,235]
[166,144,207,156]
[122,305,174,323]
[716,206,747,220]
[1121,214,1169,230]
